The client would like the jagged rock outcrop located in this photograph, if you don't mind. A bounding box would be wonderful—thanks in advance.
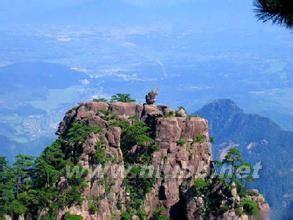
[53,100,269,220]
[145,90,158,105]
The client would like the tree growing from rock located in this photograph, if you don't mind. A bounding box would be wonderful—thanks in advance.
[110,93,135,103]
[218,147,254,193]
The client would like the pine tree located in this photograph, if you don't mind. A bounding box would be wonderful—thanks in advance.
[255,0,293,28]
[110,93,135,103]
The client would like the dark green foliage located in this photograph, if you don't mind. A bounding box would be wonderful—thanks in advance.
[193,149,260,218]
[64,212,83,220]
[93,98,108,102]
[94,142,114,165]
[110,93,135,103]
[125,165,156,211]
[219,147,243,185]
[235,206,244,216]
[0,113,105,218]
[177,138,186,146]
[63,122,101,145]
[8,200,27,216]
[0,155,36,218]
[121,121,153,148]
[121,211,132,220]
[0,137,87,218]
[62,122,101,163]
[152,207,168,220]
[191,177,233,217]
[35,140,66,188]
[88,199,100,214]
[194,134,206,143]
[218,147,254,192]
[0,156,14,217]
[118,119,157,164]
[114,119,158,218]
[64,185,85,207]
[193,178,210,196]
[241,198,258,216]
[255,0,293,28]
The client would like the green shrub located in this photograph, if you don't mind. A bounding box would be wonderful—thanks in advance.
[121,211,132,220]
[95,143,113,165]
[119,119,157,164]
[235,206,244,216]
[110,94,135,103]
[88,199,100,214]
[121,121,153,148]
[125,165,156,212]
[194,134,206,143]
[241,198,258,216]
[64,213,83,220]
[194,178,210,196]
[9,200,27,216]
[93,98,108,102]
[108,118,129,129]
[177,138,186,146]
[152,207,168,220]
[64,122,101,145]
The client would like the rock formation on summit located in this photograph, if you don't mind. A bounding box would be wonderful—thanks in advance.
[145,90,158,105]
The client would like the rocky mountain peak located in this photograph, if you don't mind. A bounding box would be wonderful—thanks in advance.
[0,95,266,220]
[55,100,213,218]
[48,98,269,219]
[198,99,243,118]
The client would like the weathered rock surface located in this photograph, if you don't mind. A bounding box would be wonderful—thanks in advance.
[54,101,268,220]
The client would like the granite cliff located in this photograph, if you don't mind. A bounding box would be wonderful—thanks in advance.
[50,98,269,220]
[0,96,269,220]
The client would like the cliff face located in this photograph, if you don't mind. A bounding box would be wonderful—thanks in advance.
[51,100,268,220]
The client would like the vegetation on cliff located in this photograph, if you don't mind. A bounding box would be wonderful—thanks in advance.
[190,147,260,218]
[0,94,268,220]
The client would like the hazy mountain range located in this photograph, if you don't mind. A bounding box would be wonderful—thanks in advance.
[197,99,293,219]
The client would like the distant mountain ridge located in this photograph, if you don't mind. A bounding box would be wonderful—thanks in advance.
[196,99,293,219]
[0,62,87,92]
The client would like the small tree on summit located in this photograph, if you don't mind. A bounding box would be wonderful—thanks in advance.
[110,93,135,103]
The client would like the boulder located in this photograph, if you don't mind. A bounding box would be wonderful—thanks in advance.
[155,118,182,142]
[110,102,142,118]
[106,127,121,148]
[83,101,109,112]
[182,117,209,141]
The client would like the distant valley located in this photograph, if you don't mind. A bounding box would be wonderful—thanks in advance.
[0,62,93,160]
